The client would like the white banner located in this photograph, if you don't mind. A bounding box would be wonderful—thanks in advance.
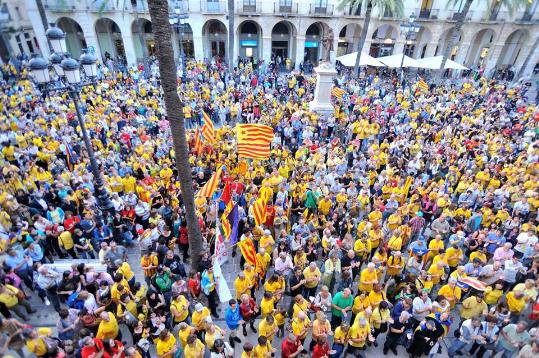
[213,258,232,303]
[214,221,228,266]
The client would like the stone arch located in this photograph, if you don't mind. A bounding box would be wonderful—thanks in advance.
[95,18,125,62]
[436,27,463,60]
[131,18,154,61]
[237,20,262,61]
[370,24,398,57]
[57,17,87,58]
[496,29,529,67]
[338,23,362,56]
[466,28,496,67]
[271,20,297,62]
[202,19,228,60]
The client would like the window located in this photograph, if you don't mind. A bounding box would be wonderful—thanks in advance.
[26,40,34,53]
[24,32,30,39]
[15,35,20,42]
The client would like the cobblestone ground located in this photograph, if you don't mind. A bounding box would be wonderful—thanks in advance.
[3,244,456,357]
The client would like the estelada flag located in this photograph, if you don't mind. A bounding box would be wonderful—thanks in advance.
[221,201,233,240]
[252,197,267,226]
[201,111,215,144]
[236,124,273,160]
[331,86,346,99]
[196,166,223,198]
[194,129,203,156]
[417,77,429,92]
[238,237,257,268]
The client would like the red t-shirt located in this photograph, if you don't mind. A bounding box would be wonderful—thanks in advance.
[188,276,201,297]
[312,342,329,358]
[64,216,80,233]
[281,338,301,358]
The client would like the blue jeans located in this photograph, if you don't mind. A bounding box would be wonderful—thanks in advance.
[447,339,468,356]
[331,343,344,358]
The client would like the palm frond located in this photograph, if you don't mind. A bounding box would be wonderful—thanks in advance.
[337,0,363,11]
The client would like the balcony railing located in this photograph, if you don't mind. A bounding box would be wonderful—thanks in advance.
[88,0,122,12]
[201,0,227,13]
[237,0,258,14]
[447,10,473,21]
[343,4,362,17]
[309,4,333,16]
[43,0,78,12]
[274,1,297,15]
[521,12,533,21]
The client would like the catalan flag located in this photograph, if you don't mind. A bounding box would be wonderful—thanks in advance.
[221,201,233,240]
[194,129,203,155]
[417,77,429,92]
[331,86,346,99]
[238,236,257,269]
[196,166,223,198]
[236,124,273,160]
[252,197,267,226]
[201,111,215,144]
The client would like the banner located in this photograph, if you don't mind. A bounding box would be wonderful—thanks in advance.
[213,258,232,303]
[214,221,228,266]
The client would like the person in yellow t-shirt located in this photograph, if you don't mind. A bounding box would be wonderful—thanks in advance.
[96,311,119,340]
[192,303,210,333]
[348,316,371,352]
[359,264,378,293]
[258,314,278,342]
[178,322,194,348]
[254,335,276,358]
[170,293,190,324]
[184,334,205,358]
[234,272,253,299]
[24,328,52,357]
[291,311,311,341]
[437,279,461,308]
[506,290,526,315]
[155,329,178,358]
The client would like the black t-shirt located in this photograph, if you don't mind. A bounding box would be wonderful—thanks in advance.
[289,273,304,297]
[387,320,405,337]
[163,255,187,278]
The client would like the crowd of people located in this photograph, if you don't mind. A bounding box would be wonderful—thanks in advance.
[0,53,538,358]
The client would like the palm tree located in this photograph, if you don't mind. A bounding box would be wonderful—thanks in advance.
[147,0,204,269]
[437,0,528,81]
[227,0,235,70]
[337,0,404,76]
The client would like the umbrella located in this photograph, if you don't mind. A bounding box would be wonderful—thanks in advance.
[377,53,419,68]
[336,52,385,67]
[414,56,468,70]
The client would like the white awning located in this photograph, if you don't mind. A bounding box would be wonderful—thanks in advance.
[377,54,419,68]
[336,52,385,67]
[413,56,468,70]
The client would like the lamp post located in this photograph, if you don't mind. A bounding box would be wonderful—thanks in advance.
[399,13,421,82]
[28,25,114,226]
[169,3,189,82]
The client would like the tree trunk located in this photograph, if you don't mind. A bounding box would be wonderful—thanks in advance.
[147,0,204,270]
[353,4,372,77]
[516,35,539,80]
[436,0,474,82]
[228,0,235,70]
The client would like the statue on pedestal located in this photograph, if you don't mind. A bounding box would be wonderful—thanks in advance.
[321,28,334,65]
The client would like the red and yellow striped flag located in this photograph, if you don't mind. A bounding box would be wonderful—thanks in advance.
[331,86,346,99]
[417,78,429,92]
[236,124,273,160]
[194,129,203,156]
[221,201,233,240]
[252,197,267,226]
[196,166,223,198]
[201,111,215,144]
[238,237,257,268]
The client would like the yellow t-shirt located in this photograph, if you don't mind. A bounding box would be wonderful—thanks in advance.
[291,317,311,338]
[96,312,119,340]
[258,318,277,341]
[170,295,190,323]
[348,323,370,348]
[192,307,210,330]
[359,269,377,293]
[178,325,193,347]
[58,231,74,250]
[260,297,275,317]
[184,339,205,358]
[302,267,321,288]
[156,335,177,357]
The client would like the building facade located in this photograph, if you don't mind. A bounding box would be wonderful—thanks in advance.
[0,0,40,62]
[23,0,539,76]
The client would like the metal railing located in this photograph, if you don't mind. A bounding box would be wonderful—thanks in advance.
[447,10,473,21]
[343,4,362,17]
[417,8,440,19]
[274,0,297,14]
[43,0,79,12]
[201,0,227,13]
[88,0,122,12]
[309,3,333,16]
[237,0,258,14]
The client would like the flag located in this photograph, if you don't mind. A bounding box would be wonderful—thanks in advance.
[64,142,74,171]
[213,258,232,303]
[236,124,274,160]
[196,166,223,198]
[331,86,346,99]
[228,204,239,244]
[252,197,267,226]
[221,201,233,240]
[238,237,257,268]
[458,277,487,291]
[201,111,215,144]
[194,129,203,155]
[220,182,232,205]
[214,220,228,265]
[417,77,429,92]
[403,176,414,200]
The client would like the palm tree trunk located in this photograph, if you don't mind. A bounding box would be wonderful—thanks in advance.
[516,35,539,80]
[436,0,473,82]
[147,0,204,270]
[353,4,372,77]
[228,0,235,70]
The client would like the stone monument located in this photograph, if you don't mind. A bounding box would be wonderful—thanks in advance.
[309,28,337,116]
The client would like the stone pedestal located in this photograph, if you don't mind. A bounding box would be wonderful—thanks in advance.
[309,62,338,115]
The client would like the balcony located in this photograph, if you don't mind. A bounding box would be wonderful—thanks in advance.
[88,0,122,12]
[447,10,473,21]
[237,0,259,14]
[309,4,334,17]
[417,8,439,20]
[274,1,298,15]
[43,0,79,12]
[201,0,227,14]
[343,4,362,17]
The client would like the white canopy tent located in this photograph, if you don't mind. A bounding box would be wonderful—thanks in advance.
[378,53,419,68]
[414,56,468,70]
[336,52,385,67]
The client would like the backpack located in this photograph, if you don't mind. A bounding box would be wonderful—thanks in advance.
[66,292,84,309]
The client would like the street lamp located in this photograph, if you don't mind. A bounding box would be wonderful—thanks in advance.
[399,13,421,82]
[169,3,189,82]
[28,25,114,226]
